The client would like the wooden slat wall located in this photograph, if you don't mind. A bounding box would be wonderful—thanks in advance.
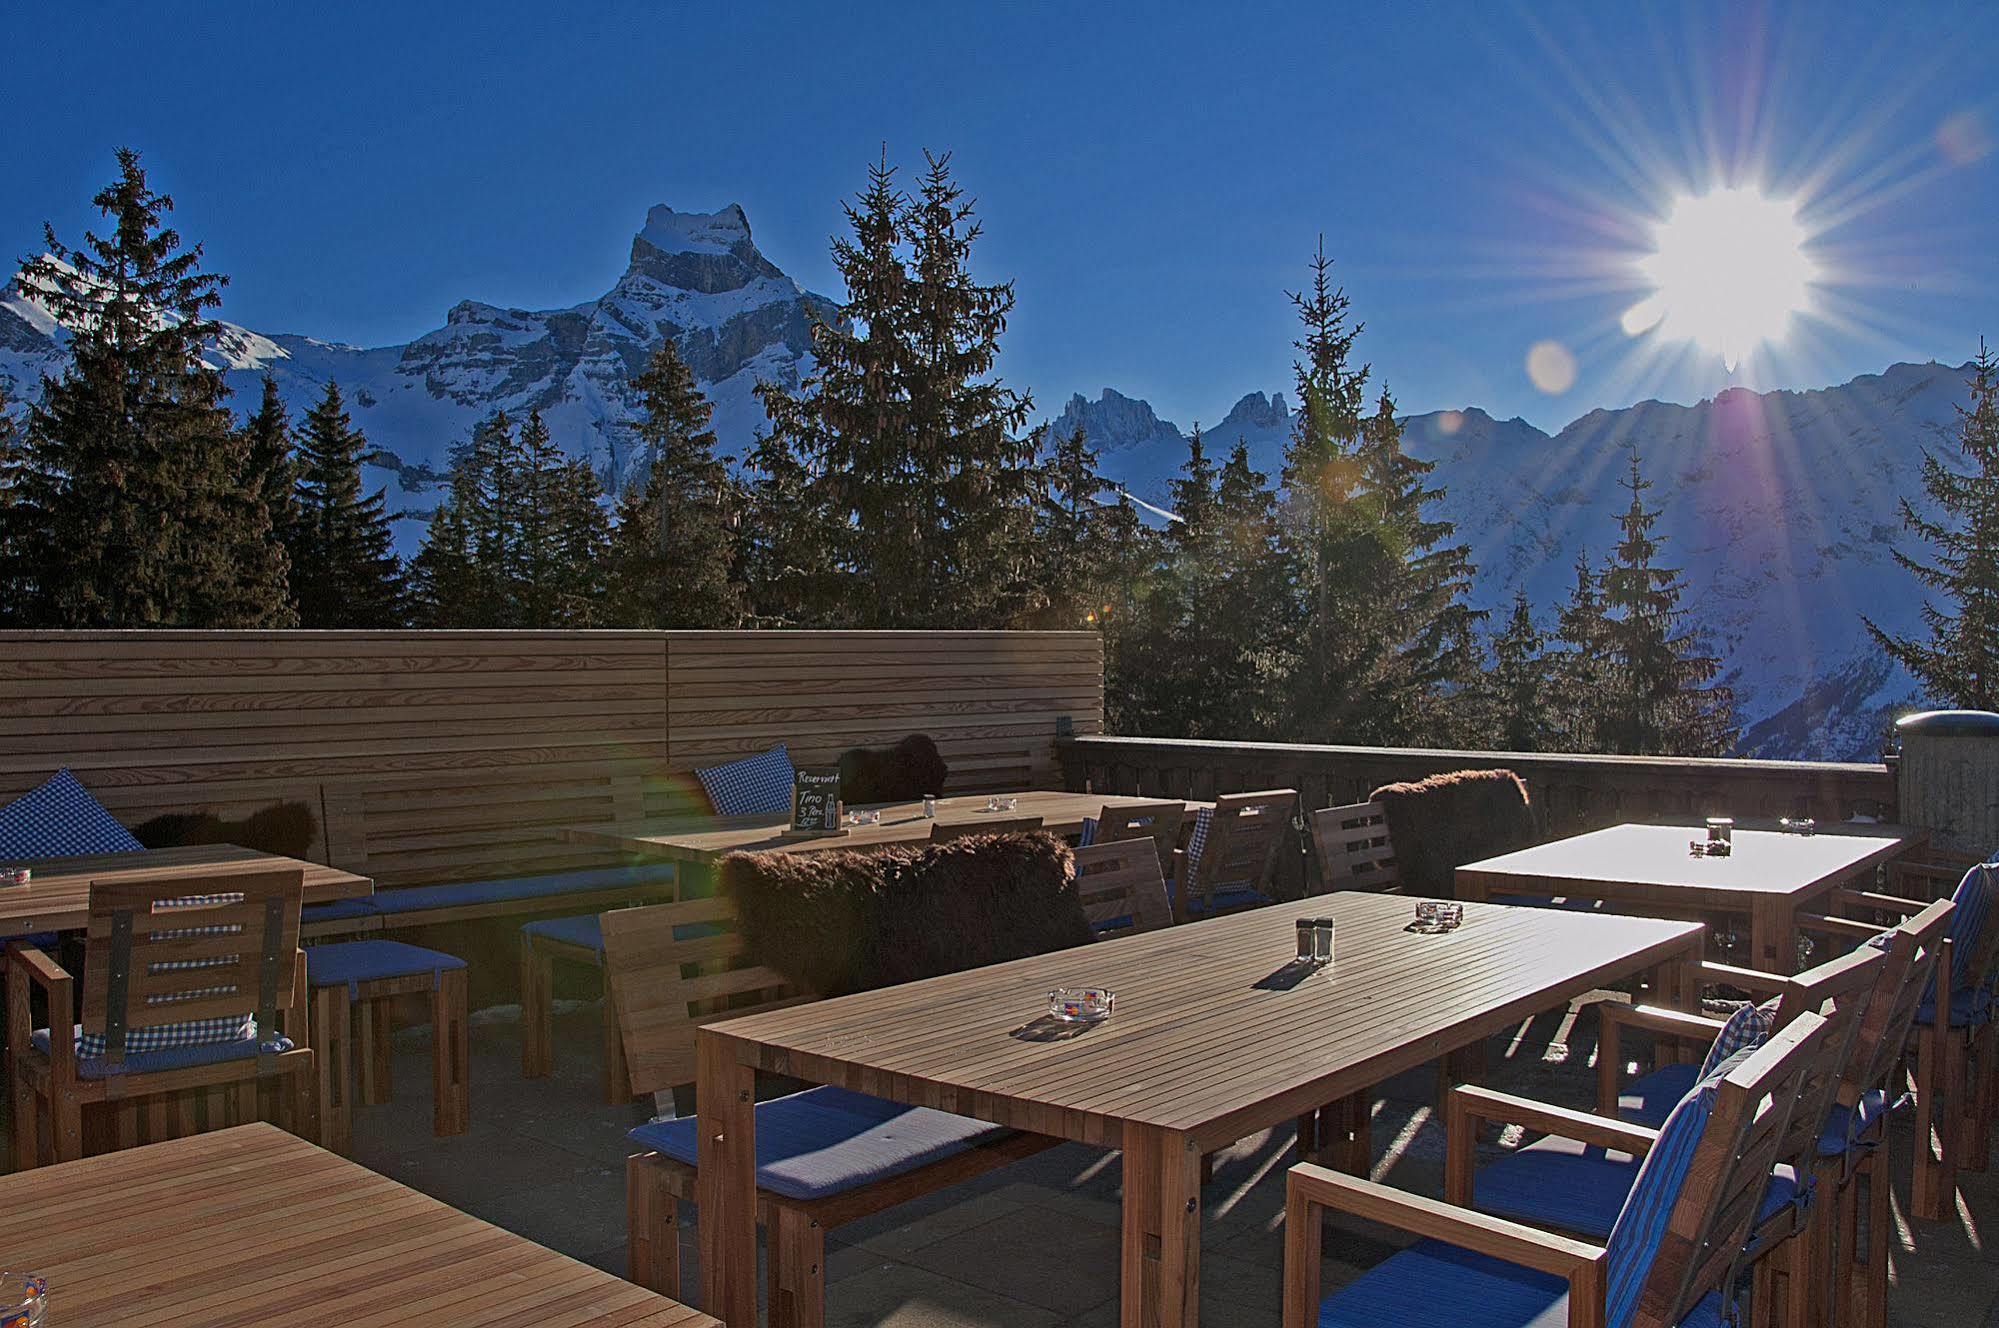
[0,630,1104,889]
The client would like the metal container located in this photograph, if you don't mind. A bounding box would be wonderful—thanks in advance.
[1895,710,1999,856]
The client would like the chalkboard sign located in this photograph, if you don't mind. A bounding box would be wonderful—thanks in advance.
[788,768,843,836]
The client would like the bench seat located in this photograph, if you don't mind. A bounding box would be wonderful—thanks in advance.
[520,913,605,952]
[303,863,677,936]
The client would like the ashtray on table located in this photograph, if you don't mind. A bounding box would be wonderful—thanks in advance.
[1047,987,1114,1023]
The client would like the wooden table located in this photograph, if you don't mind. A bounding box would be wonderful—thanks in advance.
[0,1122,717,1326]
[562,789,1207,866]
[1455,821,1924,974]
[0,843,373,935]
[693,892,1703,1328]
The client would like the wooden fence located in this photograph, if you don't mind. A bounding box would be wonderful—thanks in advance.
[0,631,1104,887]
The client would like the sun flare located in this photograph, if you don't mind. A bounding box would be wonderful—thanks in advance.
[1621,188,1819,371]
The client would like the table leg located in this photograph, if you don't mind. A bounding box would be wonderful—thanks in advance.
[696,1029,759,1328]
[1752,899,1797,976]
[1121,1124,1201,1328]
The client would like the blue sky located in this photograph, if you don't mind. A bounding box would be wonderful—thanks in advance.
[5,0,1995,432]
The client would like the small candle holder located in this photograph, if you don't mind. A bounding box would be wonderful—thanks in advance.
[1047,987,1114,1023]
[844,808,881,826]
[1778,816,1816,836]
[0,868,29,889]
[985,796,1019,813]
[1410,902,1464,934]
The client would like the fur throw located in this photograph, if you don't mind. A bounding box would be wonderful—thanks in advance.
[837,734,950,805]
[1369,769,1535,899]
[723,831,1091,996]
[131,801,319,859]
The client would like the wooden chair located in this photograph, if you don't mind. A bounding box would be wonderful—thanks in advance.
[1084,800,1186,878]
[1174,789,1297,923]
[1305,799,1400,894]
[520,916,631,1104]
[306,940,470,1155]
[603,897,1055,1324]
[1070,841,1173,937]
[1288,1011,1833,1328]
[929,816,1044,842]
[6,869,315,1167]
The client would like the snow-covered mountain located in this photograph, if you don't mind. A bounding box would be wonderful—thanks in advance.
[0,203,835,534]
[1056,363,1974,762]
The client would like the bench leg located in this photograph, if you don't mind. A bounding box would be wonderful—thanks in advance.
[626,1157,682,1297]
[1912,1023,1957,1222]
[1965,1020,1994,1171]
[51,1091,82,1164]
[313,984,352,1154]
[770,1204,827,1328]
[1851,1147,1890,1328]
[357,996,394,1107]
[433,968,470,1137]
[12,1076,39,1171]
[521,936,553,1080]
[602,976,630,1105]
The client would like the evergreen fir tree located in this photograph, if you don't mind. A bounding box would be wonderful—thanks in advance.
[1865,342,1999,710]
[1029,423,1146,629]
[1551,548,1612,751]
[1598,450,1737,755]
[737,428,839,626]
[0,385,24,624]
[12,149,291,626]
[515,410,611,627]
[290,380,406,628]
[1481,592,1559,751]
[242,376,298,561]
[410,411,514,627]
[609,340,743,627]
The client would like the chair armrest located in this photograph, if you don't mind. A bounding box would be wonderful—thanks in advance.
[1797,914,1885,946]
[1284,1163,1609,1328]
[1448,1084,1658,1206]
[1698,961,1787,996]
[7,943,69,993]
[6,942,74,1084]
[1596,1001,1725,1115]
[1833,887,1926,917]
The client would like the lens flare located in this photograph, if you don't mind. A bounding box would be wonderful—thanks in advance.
[1526,339,1578,394]
[1624,188,1819,371]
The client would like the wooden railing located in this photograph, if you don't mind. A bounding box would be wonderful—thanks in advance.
[1058,734,1897,839]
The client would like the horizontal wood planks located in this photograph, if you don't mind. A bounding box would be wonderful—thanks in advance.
[0,1123,716,1326]
[0,631,1104,889]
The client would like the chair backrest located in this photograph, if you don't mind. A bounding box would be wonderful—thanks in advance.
[1763,943,1885,1177]
[599,895,813,1097]
[1088,801,1185,877]
[1306,800,1400,894]
[930,816,1045,843]
[1942,861,1999,993]
[81,868,304,1065]
[1617,1010,1830,1328]
[1845,898,1954,1106]
[1181,790,1297,916]
[1071,841,1173,937]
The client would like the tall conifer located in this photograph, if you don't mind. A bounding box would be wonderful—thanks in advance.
[0,386,24,624]
[1481,592,1559,751]
[291,380,405,627]
[1552,548,1611,751]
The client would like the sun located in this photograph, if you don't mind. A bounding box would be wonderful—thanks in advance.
[1621,188,1819,371]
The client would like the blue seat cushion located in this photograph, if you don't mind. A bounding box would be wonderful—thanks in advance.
[521,913,604,953]
[695,744,795,818]
[32,1024,293,1080]
[1818,1089,1890,1158]
[628,1085,1009,1202]
[1617,1062,1701,1129]
[1475,1132,1801,1240]
[301,897,382,924]
[366,863,676,916]
[1916,984,1993,1029]
[0,769,143,860]
[1183,884,1273,916]
[307,940,465,993]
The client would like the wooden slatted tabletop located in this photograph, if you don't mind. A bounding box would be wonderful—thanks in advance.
[561,790,1207,865]
[0,843,372,935]
[0,1123,717,1327]
[1455,820,1924,973]
[694,892,1703,1328]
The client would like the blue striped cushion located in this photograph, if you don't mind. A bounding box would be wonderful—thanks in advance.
[1317,1238,1571,1327]
[1939,863,1995,994]
[0,769,143,860]
[1617,1061,1700,1129]
[1475,1132,1802,1239]
[695,744,795,818]
[1698,1000,1777,1079]
[1077,817,1098,847]
[1603,1050,1743,1328]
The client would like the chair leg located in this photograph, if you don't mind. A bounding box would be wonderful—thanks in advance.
[1854,1148,1891,1328]
[286,1057,319,1145]
[51,1091,82,1164]
[313,984,352,1154]
[521,936,553,1080]
[626,1159,682,1297]
[1911,1023,1949,1222]
[433,968,470,1136]
[12,1075,39,1171]
[602,973,630,1106]
[770,1204,828,1328]
[1965,1021,1995,1171]
[357,997,394,1107]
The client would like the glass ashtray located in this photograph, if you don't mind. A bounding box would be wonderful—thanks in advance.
[1047,987,1114,1023]
[0,1272,46,1328]
[1409,901,1464,934]
[0,869,28,888]
[844,809,881,826]
[1778,817,1817,836]
[985,796,1020,813]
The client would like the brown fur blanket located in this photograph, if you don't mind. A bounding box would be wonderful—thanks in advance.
[132,802,319,858]
[1369,769,1535,899]
[723,831,1092,996]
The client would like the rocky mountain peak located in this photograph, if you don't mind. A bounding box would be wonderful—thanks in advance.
[626,202,782,295]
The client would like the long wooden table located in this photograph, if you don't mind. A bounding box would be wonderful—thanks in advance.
[562,789,1206,865]
[693,892,1703,1328]
[0,843,373,935]
[1455,820,1924,974]
[0,1122,717,1326]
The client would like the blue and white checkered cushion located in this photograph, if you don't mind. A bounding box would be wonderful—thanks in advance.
[0,768,142,860]
[1697,999,1778,1079]
[76,892,255,1057]
[696,744,795,818]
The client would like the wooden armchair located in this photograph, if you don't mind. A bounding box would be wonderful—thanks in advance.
[1306,800,1400,895]
[6,869,314,1167]
[1070,840,1173,937]
[603,896,1054,1322]
[1287,1012,1832,1328]
[1083,799,1185,880]
[1174,789,1297,923]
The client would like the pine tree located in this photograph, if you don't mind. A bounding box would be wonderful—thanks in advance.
[1481,592,1560,751]
[1551,548,1612,751]
[1029,423,1147,630]
[410,411,514,627]
[1865,342,1999,709]
[290,380,406,627]
[242,376,298,554]
[737,428,839,626]
[12,149,291,626]
[1598,450,1737,755]
[609,341,742,628]
[515,410,611,627]
[0,385,24,624]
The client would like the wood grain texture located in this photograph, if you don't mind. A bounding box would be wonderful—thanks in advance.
[0,845,368,938]
[0,1123,716,1326]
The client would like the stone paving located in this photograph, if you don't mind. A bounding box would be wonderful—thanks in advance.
[337,992,1996,1327]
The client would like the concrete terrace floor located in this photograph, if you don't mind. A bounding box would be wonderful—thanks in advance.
[334,992,1998,1328]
